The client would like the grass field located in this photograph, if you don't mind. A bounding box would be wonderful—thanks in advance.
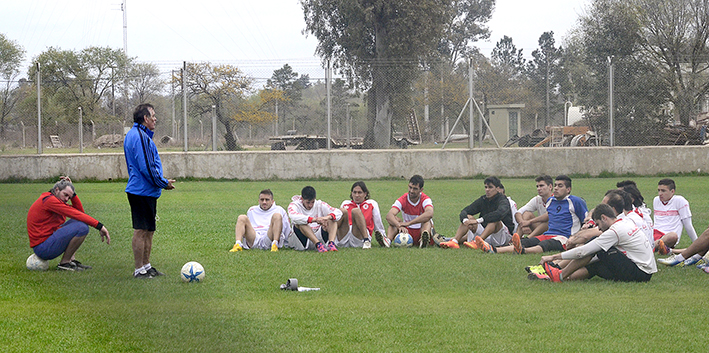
[2,177,707,352]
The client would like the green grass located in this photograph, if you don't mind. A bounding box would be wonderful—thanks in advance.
[2,177,708,352]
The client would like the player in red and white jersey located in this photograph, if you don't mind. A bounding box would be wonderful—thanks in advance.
[537,203,657,282]
[230,189,290,252]
[382,175,434,248]
[287,186,343,252]
[336,181,386,249]
[515,175,553,237]
[652,179,698,254]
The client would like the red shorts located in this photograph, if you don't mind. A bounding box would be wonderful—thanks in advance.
[404,228,433,246]
[653,229,665,241]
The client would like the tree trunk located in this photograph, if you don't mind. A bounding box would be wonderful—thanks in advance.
[368,20,392,149]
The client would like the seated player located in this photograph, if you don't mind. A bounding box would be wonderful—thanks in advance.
[617,180,653,229]
[336,181,386,249]
[515,175,553,237]
[657,225,709,270]
[287,186,343,252]
[534,203,657,282]
[380,175,434,248]
[490,175,587,254]
[440,176,514,250]
[652,178,698,254]
[230,189,290,252]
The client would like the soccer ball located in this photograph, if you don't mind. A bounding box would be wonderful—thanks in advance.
[26,253,49,271]
[180,261,205,282]
[393,233,414,248]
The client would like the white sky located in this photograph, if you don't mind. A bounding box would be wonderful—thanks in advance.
[2,0,589,80]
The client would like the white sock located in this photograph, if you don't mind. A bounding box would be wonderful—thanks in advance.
[134,267,146,276]
[689,254,702,261]
[144,263,152,271]
[674,254,685,262]
[236,240,243,246]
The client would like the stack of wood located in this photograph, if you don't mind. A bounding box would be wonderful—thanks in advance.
[650,126,703,145]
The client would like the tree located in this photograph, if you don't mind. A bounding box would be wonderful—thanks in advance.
[266,64,310,134]
[128,62,163,106]
[181,62,253,150]
[438,0,495,66]
[526,32,565,127]
[28,47,130,123]
[0,33,25,137]
[491,36,526,79]
[301,0,451,148]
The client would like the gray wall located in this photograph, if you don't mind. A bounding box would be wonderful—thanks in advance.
[2,146,708,181]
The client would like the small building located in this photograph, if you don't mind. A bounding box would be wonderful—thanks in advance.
[487,104,525,143]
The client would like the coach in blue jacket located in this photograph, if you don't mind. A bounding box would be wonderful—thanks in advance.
[124,103,175,279]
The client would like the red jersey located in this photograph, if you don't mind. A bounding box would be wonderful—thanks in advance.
[27,192,99,248]
[340,199,385,235]
[392,193,433,230]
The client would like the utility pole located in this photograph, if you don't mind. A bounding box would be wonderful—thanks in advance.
[36,62,42,154]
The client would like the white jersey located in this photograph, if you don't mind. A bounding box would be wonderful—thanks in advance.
[618,211,653,246]
[508,196,519,234]
[653,195,691,240]
[562,218,657,275]
[246,203,290,239]
[288,195,343,232]
[635,204,653,228]
[516,195,549,216]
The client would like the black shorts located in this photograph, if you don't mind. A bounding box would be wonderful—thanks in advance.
[520,237,565,252]
[293,226,330,248]
[127,193,158,231]
[585,246,652,282]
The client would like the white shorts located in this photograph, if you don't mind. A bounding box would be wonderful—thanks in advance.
[244,230,283,250]
[335,226,369,248]
[466,225,512,247]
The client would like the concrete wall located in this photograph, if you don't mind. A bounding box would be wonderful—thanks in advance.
[2,146,708,181]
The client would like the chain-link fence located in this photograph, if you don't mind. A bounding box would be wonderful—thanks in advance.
[2,57,708,154]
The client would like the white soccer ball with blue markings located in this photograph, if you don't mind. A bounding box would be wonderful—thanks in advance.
[180,261,205,282]
[26,253,49,271]
[393,233,414,248]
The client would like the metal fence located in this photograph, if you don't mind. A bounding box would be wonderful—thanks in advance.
[2,58,708,154]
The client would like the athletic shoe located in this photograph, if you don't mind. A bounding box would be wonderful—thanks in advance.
[374,230,390,248]
[704,266,709,274]
[657,254,684,267]
[682,255,701,266]
[316,242,328,253]
[528,272,550,281]
[543,263,563,282]
[512,233,523,254]
[474,236,494,253]
[327,241,338,252]
[147,267,165,277]
[72,260,92,270]
[440,239,459,249]
[655,240,670,255]
[696,257,709,269]
[271,242,279,252]
[463,241,478,250]
[420,230,431,248]
[133,271,153,279]
[229,243,243,252]
[432,231,446,247]
[362,239,372,249]
[57,262,81,271]
[525,265,546,275]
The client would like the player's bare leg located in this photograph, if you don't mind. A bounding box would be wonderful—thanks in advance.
[349,208,369,240]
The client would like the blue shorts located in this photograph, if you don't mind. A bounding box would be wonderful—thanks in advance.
[33,219,90,260]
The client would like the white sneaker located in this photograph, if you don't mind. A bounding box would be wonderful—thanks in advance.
[374,230,390,248]
[657,254,683,267]
[362,239,372,249]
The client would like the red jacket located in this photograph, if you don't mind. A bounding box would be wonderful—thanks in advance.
[27,192,99,248]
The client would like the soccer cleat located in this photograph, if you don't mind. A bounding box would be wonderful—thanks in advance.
[229,243,243,252]
[655,240,670,255]
[440,239,459,249]
[57,262,81,271]
[133,271,153,279]
[696,257,709,269]
[657,254,684,267]
[528,272,550,281]
[362,239,372,249]
[420,230,431,248]
[71,260,92,270]
[271,242,279,252]
[512,233,523,254]
[147,267,165,277]
[463,241,478,250]
[316,242,328,252]
[374,230,390,248]
[475,236,494,253]
[327,241,338,252]
[525,265,546,275]
[432,231,446,247]
[704,266,709,274]
[543,263,563,282]
[682,255,701,266]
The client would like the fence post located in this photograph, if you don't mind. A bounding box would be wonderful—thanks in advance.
[36,62,42,154]
[78,107,83,153]
[608,56,615,147]
[326,59,332,150]
[212,105,217,151]
[183,62,188,152]
[469,58,474,149]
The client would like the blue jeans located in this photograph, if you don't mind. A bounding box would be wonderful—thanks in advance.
[33,219,89,260]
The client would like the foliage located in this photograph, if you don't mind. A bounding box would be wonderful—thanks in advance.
[266,64,310,134]
[179,62,254,150]
[0,33,25,137]
[526,32,565,127]
[127,62,163,106]
[438,0,495,66]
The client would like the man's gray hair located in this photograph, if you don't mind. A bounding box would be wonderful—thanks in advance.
[51,179,75,194]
